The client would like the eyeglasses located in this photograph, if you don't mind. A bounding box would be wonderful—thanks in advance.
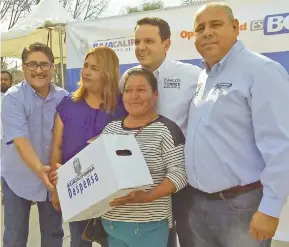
[24,62,52,71]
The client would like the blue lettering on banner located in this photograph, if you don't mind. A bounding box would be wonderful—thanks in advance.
[264,13,289,35]
[67,165,99,199]
[92,38,135,52]
[93,39,135,48]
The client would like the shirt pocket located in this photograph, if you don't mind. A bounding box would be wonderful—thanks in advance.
[201,84,239,122]
[26,105,42,127]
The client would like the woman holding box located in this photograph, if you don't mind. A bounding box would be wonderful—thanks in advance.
[100,68,188,247]
[50,46,126,247]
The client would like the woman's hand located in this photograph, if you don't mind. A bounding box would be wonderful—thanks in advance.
[110,178,177,207]
[110,191,152,207]
[52,191,61,212]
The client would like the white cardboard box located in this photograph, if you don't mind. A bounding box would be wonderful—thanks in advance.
[56,134,153,222]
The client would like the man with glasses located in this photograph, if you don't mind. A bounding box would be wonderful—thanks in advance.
[1,42,68,247]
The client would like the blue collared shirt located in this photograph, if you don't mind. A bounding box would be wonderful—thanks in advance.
[185,41,289,217]
[1,81,68,201]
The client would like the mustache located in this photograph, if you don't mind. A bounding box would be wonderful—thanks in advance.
[31,73,46,78]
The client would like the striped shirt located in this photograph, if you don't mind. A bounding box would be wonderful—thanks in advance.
[101,116,187,227]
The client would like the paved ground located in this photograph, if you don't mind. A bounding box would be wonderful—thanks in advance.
[1,197,288,247]
[0,200,100,247]
[272,241,289,247]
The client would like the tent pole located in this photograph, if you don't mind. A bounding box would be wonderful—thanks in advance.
[58,26,65,89]
[50,29,57,84]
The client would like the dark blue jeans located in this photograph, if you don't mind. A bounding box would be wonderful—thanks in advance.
[2,178,64,247]
[172,185,271,247]
[69,220,92,247]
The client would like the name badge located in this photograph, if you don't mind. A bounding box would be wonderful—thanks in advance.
[163,78,181,89]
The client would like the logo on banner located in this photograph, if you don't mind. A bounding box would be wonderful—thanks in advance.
[93,37,135,52]
[180,13,289,39]
[264,13,289,35]
[251,12,289,35]
[180,23,247,40]
[79,39,89,55]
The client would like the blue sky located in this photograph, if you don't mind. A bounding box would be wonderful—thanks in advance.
[0,0,182,31]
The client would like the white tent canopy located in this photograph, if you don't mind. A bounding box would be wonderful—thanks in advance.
[1,0,73,60]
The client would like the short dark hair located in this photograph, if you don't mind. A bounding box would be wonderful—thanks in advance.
[135,17,171,42]
[1,70,13,82]
[124,68,158,92]
[21,42,54,63]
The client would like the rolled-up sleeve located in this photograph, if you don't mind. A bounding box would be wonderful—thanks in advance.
[1,93,28,144]
[249,62,289,217]
[163,144,188,192]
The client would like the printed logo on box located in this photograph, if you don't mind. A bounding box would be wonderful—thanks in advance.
[264,13,289,35]
[67,158,99,199]
[73,158,82,176]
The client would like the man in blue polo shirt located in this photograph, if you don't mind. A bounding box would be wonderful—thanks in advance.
[1,42,68,247]
[183,3,289,247]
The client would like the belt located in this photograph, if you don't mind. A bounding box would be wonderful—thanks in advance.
[205,181,262,200]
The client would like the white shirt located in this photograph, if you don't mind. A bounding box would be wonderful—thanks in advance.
[119,58,201,135]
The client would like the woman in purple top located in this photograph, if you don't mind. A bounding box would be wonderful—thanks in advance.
[50,46,126,247]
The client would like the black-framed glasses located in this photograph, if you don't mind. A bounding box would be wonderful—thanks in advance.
[24,62,52,71]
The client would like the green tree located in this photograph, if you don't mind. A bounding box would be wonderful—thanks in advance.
[125,0,164,14]
[1,58,8,71]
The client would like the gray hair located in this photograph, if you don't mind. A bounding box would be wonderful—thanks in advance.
[194,2,235,23]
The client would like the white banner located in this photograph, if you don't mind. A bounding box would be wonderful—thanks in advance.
[66,0,289,68]
[66,0,289,91]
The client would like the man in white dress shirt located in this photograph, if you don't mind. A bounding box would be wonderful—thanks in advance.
[119,17,201,247]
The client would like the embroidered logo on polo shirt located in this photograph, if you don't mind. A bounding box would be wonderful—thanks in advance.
[163,78,181,89]
[212,82,232,95]
[215,82,232,89]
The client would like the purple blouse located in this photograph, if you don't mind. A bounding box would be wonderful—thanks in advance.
[56,95,127,164]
